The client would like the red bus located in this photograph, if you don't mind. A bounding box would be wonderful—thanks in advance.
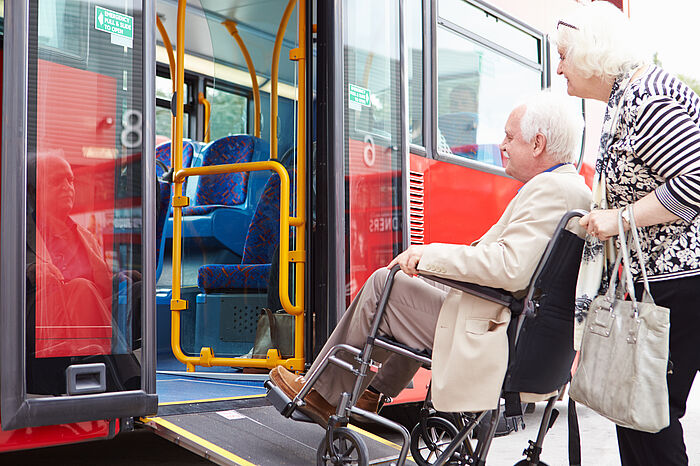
[0,0,610,463]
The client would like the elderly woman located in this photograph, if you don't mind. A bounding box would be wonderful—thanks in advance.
[556,2,700,465]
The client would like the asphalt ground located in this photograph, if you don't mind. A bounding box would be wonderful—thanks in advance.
[1,376,698,465]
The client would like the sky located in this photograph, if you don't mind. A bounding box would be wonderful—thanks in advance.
[631,0,700,80]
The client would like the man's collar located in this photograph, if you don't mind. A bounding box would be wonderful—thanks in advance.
[544,162,571,173]
[518,163,573,191]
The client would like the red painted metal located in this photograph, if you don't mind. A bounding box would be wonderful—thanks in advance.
[0,413,116,453]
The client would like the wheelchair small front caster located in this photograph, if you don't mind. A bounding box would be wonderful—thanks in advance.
[514,440,549,466]
[410,416,466,465]
[317,427,369,466]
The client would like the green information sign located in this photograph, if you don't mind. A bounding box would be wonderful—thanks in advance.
[348,84,371,108]
[95,6,133,40]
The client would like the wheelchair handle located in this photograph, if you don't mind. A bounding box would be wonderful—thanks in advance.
[523,209,589,317]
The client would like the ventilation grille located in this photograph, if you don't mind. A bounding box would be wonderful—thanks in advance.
[409,170,425,245]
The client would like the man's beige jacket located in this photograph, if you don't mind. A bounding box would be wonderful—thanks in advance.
[418,164,591,412]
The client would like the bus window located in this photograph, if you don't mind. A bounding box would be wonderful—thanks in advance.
[439,0,541,65]
[205,84,247,140]
[155,74,190,141]
[407,0,423,147]
[436,26,541,166]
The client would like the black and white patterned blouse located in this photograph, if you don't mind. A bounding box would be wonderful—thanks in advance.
[601,65,700,281]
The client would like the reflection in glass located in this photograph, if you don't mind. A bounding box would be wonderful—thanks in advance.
[407,0,423,146]
[437,27,541,166]
[344,0,403,303]
[25,0,143,395]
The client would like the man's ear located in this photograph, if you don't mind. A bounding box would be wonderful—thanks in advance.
[532,133,546,158]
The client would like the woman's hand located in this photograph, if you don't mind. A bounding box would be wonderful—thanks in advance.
[579,208,621,240]
[387,245,426,276]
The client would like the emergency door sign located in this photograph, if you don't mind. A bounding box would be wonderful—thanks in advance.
[95,6,133,47]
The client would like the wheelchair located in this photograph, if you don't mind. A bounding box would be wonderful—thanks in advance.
[267,210,586,465]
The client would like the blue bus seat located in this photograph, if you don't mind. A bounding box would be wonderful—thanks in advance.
[197,168,286,292]
[172,135,271,258]
[156,139,196,177]
[155,140,198,280]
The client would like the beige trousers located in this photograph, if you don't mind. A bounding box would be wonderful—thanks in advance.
[309,267,448,405]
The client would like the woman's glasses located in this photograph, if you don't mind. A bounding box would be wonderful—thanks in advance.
[557,20,579,30]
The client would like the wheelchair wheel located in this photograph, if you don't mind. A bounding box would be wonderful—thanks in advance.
[317,427,369,466]
[514,460,549,466]
[410,416,465,465]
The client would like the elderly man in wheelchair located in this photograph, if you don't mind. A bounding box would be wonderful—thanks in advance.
[267,91,592,465]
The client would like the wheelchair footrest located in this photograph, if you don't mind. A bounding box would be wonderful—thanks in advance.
[264,380,314,423]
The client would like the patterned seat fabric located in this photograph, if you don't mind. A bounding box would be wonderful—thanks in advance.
[155,140,195,175]
[156,140,196,279]
[187,136,259,213]
[197,169,292,292]
[156,180,171,269]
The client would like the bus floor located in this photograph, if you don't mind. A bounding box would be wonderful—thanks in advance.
[149,353,419,465]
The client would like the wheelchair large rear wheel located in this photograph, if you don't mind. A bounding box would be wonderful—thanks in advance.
[317,427,369,466]
[410,416,466,465]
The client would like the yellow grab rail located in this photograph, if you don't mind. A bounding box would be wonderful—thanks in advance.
[288,0,307,365]
[222,20,261,139]
[170,161,304,371]
[171,0,187,318]
[270,0,297,159]
[198,92,211,143]
[156,16,176,85]
[168,0,307,372]
[156,15,177,161]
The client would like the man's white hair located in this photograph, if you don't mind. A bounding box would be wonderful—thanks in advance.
[555,1,646,80]
[519,91,584,164]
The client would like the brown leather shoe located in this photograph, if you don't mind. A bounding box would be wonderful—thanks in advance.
[356,390,381,413]
[269,366,335,428]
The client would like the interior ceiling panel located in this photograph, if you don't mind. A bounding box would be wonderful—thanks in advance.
[157,0,299,85]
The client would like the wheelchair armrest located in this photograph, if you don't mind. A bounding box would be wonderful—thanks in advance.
[420,274,514,308]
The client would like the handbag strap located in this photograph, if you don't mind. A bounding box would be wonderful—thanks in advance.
[617,206,655,307]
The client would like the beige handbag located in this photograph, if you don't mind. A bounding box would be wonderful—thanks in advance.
[569,206,670,433]
[252,308,295,359]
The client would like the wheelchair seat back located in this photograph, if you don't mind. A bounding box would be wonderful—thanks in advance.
[504,214,585,395]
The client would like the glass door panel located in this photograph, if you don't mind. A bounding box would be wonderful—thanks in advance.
[27,0,144,395]
[343,0,403,304]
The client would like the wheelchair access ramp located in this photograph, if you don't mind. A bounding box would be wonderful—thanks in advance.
[143,398,419,465]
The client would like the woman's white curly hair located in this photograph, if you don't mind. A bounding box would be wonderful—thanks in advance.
[556,1,646,80]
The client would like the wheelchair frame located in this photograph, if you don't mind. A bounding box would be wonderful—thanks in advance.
[266,209,586,465]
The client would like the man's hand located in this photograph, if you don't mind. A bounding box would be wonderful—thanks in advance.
[387,245,426,276]
[580,208,620,241]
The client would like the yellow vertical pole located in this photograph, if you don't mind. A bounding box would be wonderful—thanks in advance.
[170,0,190,370]
[155,16,177,150]
[198,92,211,143]
[222,20,261,139]
[292,0,307,365]
[270,0,297,159]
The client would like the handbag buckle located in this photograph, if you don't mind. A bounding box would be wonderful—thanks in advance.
[626,317,641,344]
[590,306,614,337]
